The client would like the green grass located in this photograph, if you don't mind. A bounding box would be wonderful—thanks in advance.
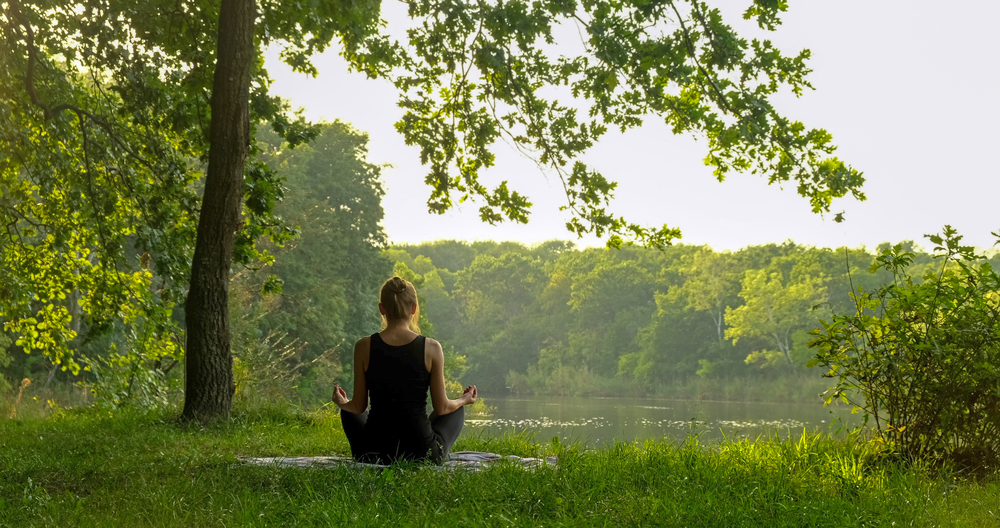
[1,404,997,527]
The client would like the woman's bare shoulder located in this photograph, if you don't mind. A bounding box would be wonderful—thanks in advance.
[354,336,372,370]
[354,336,371,355]
[423,337,443,373]
[424,337,443,352]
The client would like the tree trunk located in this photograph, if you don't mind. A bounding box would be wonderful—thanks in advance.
[180,0,256,423]
[775,331,793,366]
[44,363,58,389]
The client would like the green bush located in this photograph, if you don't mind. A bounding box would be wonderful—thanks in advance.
[811,226,1000,468]
[229,278,341,407]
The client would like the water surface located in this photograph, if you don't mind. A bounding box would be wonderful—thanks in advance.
[464,396,859,446]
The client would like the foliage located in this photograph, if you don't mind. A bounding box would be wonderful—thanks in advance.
[229,275,339,407]
[0,332,11,393]
[1,0,293,372]
[0,0,395,419]
[0,111,389,407]
[457,253,548,331]
[726,267,828,368]
[669,248,740,342]
[254,122,392,390]
[85,316,182,411]
[383,0,864,249]
[0,0,365,403]
[1,411,998,526]
[811,226,1000,468]
[3,0,862,417]
[385,239,948,398]
[508,364,593,396]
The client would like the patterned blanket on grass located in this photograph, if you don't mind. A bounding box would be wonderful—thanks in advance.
[239,451,557,471]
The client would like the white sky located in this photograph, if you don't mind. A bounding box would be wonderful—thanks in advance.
[264,1,1000,252]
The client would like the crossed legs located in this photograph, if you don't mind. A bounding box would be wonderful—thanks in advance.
[339,406,465,461]
[430,406,465,458]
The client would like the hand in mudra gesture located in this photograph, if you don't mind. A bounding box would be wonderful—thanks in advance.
[332,385,349,407]
[461,385,478,405]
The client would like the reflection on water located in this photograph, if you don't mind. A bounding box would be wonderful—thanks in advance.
[468,417,612,429]
[464,396,858,446]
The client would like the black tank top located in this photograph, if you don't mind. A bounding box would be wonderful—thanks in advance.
[362,333,443,463]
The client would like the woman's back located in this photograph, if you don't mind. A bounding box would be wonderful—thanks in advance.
[333,275,475,464]
[362,332,438,462]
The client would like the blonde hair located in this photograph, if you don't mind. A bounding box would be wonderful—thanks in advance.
[380,276,420,333]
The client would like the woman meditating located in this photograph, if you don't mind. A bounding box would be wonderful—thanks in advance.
[332,276,477,464]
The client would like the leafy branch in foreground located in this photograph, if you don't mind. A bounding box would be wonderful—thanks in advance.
[368,0,864,248]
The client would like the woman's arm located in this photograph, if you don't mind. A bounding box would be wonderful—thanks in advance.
[333,337,369,414]
[427,338,477,416]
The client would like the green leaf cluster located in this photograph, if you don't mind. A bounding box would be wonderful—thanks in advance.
[0,0,384,386]
[373,0,863,248]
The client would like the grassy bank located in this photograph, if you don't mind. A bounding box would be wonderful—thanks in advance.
[1,406,997,527]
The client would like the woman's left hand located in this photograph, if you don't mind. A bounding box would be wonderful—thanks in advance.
[332,385,349,407]
[461,385,478,405]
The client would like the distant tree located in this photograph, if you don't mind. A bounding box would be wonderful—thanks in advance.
[725,268,828,367]
[669,248,740,342]
[413,269,460,343]
[631,289,718,384]
[450,253,548,386]
[394,241,479,273]
[251,122,392,384]
[568,260,656,373]
[455,253,547,333]
[383,239,970,395]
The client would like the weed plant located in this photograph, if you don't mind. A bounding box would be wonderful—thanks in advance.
[1,405,997,527]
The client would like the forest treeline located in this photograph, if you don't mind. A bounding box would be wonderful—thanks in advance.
[387,238,1000,397]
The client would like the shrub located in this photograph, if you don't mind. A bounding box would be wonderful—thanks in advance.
[810,226,1000,468]
[85,316,183,411]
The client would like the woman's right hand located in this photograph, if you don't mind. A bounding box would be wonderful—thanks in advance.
[461,385,478,405]
[332,385,349,407]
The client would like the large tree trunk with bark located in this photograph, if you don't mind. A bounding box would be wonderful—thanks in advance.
[181,0,256,423]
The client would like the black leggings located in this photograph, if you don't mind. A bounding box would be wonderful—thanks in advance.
[340,407,465,462]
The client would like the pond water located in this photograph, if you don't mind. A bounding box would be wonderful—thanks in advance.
[463,396,860,446]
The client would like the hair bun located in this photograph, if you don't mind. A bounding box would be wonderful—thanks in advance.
[380,276,421,333]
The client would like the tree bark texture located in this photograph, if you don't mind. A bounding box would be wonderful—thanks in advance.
[181,0,256,423]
